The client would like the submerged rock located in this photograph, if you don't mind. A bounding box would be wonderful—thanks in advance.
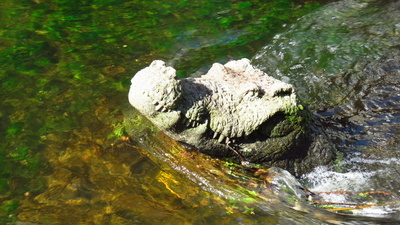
[128,58,335,176]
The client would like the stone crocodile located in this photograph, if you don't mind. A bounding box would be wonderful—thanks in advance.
[128,58,335,176]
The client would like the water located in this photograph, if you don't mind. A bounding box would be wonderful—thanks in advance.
[253,0,400,220]
[1,0,400,224]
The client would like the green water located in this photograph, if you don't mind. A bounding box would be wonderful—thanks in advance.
[2,0,399,224]
[0,0,326,223]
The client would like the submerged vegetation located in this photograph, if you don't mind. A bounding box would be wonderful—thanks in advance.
[1,0,336,223]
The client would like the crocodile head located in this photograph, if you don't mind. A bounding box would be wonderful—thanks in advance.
[128,59,319,169]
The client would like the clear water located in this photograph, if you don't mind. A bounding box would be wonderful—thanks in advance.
[1,0,399,224]
[254,0,400,220]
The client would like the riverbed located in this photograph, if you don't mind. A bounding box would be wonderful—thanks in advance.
[1,0,399,224]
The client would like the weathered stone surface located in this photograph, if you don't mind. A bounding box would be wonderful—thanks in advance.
[128,58,334,176]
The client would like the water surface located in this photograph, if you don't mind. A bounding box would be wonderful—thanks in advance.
[1,0,399,224]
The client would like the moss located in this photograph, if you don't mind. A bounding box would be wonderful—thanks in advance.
[8,147,29,161]
[284,104,311,134]
[0,201,19,223]
[107,123,126,139]
[0,178,10,194]
[123,111,159,138]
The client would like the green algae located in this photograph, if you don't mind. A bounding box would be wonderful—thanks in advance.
[0,0,328,223]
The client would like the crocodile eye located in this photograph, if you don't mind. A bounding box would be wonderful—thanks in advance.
[272,87,293,97]
[253,89,261,96]
[242,86,263,100]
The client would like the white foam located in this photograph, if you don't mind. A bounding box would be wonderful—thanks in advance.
[300,156,400,217]
[301,165,375,193]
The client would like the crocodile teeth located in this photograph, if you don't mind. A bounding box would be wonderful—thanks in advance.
[155,104,164,111]
[184,119,199,127]
[217,123,224,134]
[218,134,226,143]
[213,132,218,139]
[225,137,230,144]
[210,119,215,131]
[238,130,245,138]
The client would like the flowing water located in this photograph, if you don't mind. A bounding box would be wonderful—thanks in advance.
[253,0,400,221]
[1,0,399,224]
